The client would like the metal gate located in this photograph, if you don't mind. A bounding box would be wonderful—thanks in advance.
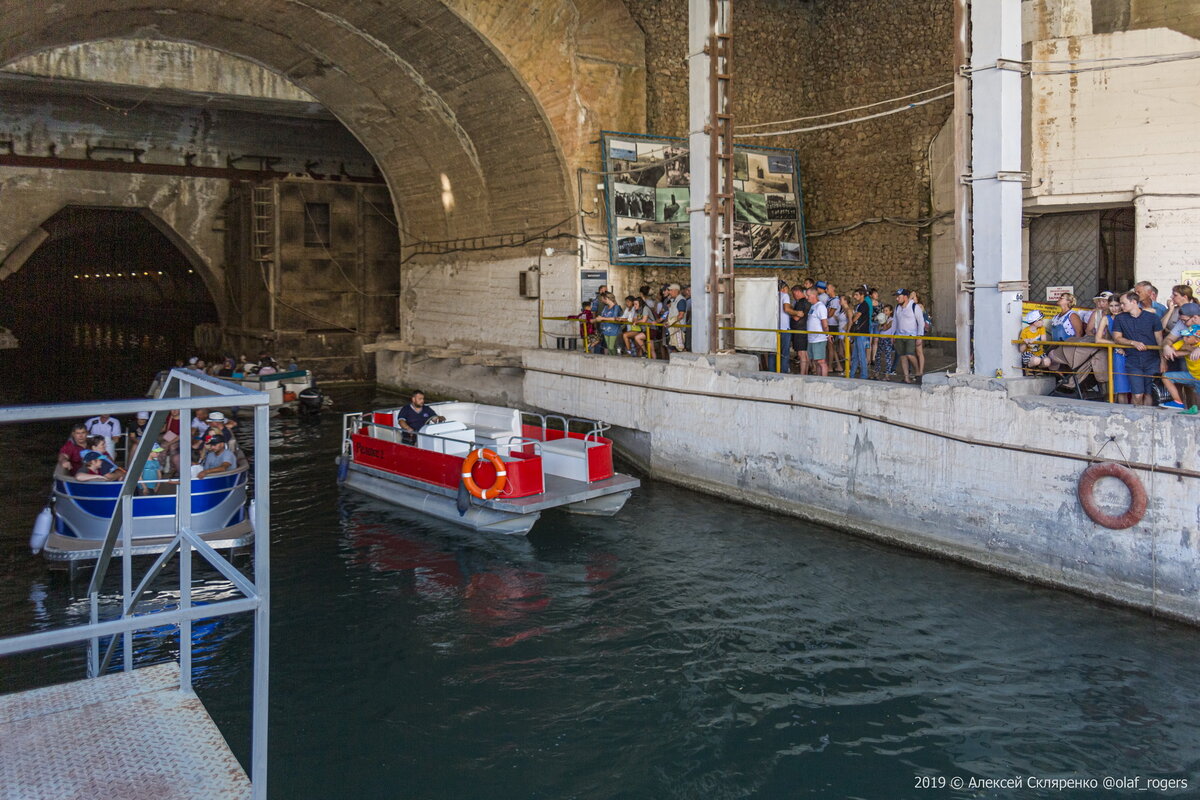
[1029,211,1099,302]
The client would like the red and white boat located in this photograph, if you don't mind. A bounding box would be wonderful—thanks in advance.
[338,402,640,534]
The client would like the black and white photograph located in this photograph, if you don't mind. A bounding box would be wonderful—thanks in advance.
[615,216,651,235]
[637,141,668,162]
[670,227,691,259]
[616,235,646,257]
[733,151,749,182]
[643,229,671,258]
[767,154,793,174]
[731,223,753,260]
[663,147,689,186]
[743,171,792,195]
[655,188,688,223]
[749,224,780,260]
[734,190,768,224]
[609,139,637,162]
[780,241,802,261]
[766,193,798,221]
[613,182,656,221]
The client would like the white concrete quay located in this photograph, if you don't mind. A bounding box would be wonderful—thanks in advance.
[521,349,1200,624]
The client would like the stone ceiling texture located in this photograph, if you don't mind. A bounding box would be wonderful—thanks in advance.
[0,0,646,248]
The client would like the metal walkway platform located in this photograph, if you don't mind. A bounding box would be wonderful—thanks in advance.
[0,663,249,799]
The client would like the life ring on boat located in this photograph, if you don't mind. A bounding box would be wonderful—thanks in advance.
[1077,461,1146,530]
[462,448,507,500]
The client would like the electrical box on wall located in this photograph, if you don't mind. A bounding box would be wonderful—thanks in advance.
[519,270,540,298]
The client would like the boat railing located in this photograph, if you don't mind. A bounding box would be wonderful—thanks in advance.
[342,412,365,455]
[522,410,611,444]
[0,368,273,799]
[354,415,544,459]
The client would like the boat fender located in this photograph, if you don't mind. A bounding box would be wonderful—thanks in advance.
[337,455,349,484]
[461,448,508,500]
[29,506,53,554]
[1077,462,1147,530]
[248,499,257,531]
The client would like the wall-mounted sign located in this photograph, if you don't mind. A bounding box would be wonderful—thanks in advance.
[580,269,608,305]
[1181,270,1200,293]
[1045,285,1074,302]
[600,131,809,268]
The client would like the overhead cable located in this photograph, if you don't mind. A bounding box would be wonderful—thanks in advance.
[736,82,953,129]
[735,92,953,138]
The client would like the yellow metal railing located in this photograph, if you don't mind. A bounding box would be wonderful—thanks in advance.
[1010,337,1168,404]
[540,301,954,374]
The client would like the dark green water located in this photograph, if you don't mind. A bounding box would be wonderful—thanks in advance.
[1,327,1198,799]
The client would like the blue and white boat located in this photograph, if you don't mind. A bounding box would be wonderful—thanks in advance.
[38,459,254,563]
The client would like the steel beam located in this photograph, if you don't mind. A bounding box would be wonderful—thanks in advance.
[687,0,712,353]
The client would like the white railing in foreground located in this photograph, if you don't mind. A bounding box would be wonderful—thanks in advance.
[0,369,272,800]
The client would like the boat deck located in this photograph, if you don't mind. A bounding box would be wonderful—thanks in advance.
[0,662,249,799]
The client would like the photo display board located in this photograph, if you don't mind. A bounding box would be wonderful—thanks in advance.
[601,131,809,268]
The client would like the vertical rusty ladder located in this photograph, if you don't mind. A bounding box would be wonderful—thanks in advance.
[708,0,735,353]
[251,184,278,331]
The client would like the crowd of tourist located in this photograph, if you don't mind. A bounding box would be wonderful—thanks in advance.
[569,278,934,383]
[56,366,244,491]
[1018,281,1200,410]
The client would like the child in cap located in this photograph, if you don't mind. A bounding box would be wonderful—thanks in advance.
[1161,325,1200,411]
[1019,310,1051,372]
[140,442,165,494]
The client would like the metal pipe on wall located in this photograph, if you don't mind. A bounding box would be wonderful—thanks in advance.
[953,0,973,374]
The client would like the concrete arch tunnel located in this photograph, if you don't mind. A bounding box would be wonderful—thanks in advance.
[0,0,647,376]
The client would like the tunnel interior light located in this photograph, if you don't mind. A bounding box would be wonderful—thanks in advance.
[106,273,112,277]
[158,271,164,275]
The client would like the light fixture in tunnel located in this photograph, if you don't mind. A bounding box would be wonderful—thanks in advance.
[440,173,455,213]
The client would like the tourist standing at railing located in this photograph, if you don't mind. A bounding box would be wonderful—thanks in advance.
[788,285,809,375]
[892,289,924,384]
[597,292,623,355]
[589,285,609,316]
[849,288,871,380]
[1161,325,1200,411]
[1100,296,1131,404]
[1162,300,1200,372]
[873,305,897,379]
[1111,290,1164,406]
[771,280,794,373]
[1135,281,1168,317]
[908,290,929,376]
[664,284,686,353]
[867,287,881,367]
[804,287,829,376]
[1161,287,1197,373]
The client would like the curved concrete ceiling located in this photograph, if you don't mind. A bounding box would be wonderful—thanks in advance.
[0,0,578,246]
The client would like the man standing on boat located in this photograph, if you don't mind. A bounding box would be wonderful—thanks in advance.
[397,391,445,439]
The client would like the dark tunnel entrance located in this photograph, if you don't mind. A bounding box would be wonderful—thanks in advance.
[0,206,219,402]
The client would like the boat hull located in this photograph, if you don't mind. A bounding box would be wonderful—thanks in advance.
[46,468,252,562]
[343,463,540,535]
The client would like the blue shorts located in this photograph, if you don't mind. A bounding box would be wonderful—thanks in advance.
[1164,370,1200,388]
[1123,351,1159,396]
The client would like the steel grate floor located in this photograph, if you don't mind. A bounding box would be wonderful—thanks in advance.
[0,662,250,799]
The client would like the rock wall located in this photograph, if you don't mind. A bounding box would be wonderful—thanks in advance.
[620,0,953,309]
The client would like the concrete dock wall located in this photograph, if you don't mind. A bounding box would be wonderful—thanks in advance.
[522,350,1200,623]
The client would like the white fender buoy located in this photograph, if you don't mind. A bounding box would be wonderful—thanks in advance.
[248,499,257,532]
[29,507,52,554]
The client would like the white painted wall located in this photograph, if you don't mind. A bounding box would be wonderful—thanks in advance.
[524,350,1200,623]
[1026,27,1200,290]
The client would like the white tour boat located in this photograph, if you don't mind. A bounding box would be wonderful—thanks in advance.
[338,402,639,535]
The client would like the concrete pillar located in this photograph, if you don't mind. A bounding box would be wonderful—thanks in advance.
[971,0,1024,377]
[687,0,712,353]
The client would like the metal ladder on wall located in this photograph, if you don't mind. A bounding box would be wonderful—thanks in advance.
[251,184,276,264]
[708,0,736,352]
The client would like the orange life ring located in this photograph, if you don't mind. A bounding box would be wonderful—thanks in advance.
[1077,461,1147,530]
[461,448,507,500]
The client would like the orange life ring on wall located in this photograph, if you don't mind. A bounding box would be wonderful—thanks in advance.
[461,448,507,500]
[1077,461,1147,530]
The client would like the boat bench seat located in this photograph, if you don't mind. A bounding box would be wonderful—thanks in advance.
[540,438,589,456]
[540,437,593,482]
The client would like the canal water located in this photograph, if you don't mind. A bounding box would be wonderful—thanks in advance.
[1,328,1198,798]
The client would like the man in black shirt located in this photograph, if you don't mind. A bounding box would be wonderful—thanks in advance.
[849,287,871,380]
[397,391,445,440]
[787,284,809,375]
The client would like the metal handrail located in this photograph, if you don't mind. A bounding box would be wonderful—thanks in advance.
[0,369,272,799]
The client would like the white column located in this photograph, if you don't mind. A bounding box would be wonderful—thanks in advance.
[971,0,1024,377]
[687,0,711,353]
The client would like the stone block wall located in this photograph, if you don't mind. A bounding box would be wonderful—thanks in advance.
[619,0,953,312]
